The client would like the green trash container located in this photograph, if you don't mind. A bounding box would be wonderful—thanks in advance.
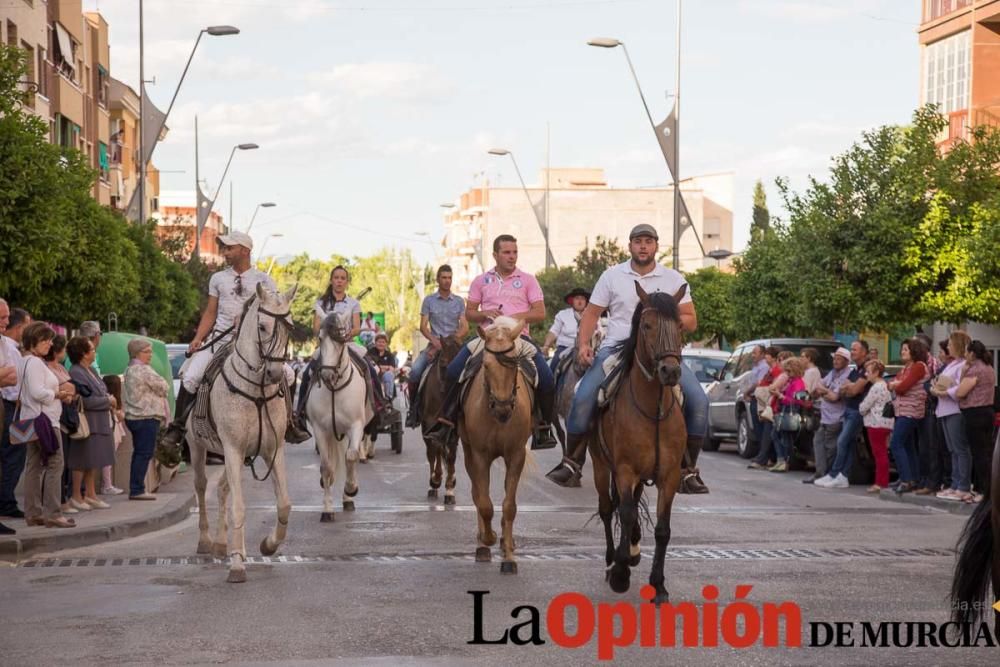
[89,332,176,416]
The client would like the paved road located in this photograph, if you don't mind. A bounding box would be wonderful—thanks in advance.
[0,428,995,665]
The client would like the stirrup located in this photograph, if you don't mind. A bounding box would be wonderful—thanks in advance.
[531,423,558,450]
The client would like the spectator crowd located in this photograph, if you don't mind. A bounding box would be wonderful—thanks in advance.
[0,298,169,536]
[744,333,997,503]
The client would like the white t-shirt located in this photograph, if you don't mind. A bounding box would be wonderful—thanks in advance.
[549,308,581,349]
[209,267,278,336]
[314,295,362,322]
[17,355,61,427]
[0,336,21,402]
[590,261,692,350]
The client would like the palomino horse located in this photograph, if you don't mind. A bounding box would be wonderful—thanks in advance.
[460,317,534,574]
[420,336,463,504]
[189,283,297,584]
[307,311,370,522]
[951,430,1000,631]
[591,283,688,603]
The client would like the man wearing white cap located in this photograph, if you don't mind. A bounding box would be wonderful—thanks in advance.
[805,347,852,483]
[160,231,309,448]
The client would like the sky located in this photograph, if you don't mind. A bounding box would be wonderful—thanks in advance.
[82,0,922,265]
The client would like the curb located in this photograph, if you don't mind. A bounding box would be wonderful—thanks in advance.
[877,488,975,516]
[0,487,197,563]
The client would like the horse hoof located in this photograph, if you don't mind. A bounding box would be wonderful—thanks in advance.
[359,458,368,464]
[260,538,277,557]
[320,512,335,523]
[475,547,491,562]
[654,591,670,606]
[629,553,641,567]
[427,489,438,499]
[443,495,456,506]
[227,569,247,584]
[429,478,442,490]
[500,561,518,575]
[343,501,355,512]
[211,543,227,559]
[608,569,631,594]
[345,484,359,498]
[196,540,211,555]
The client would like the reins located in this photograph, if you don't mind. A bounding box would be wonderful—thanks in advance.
[315,334,355,442]
[483,344,520,420]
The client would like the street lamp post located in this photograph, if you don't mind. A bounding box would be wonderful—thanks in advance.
[488,148,556,270]
[135,1,238,224]
[256,232,284,264]
[193,138,259,259]
[588,2,704,271]
[246,202,277,234]
[706,248,733,269]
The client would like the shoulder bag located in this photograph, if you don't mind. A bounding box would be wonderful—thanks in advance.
[9,358,40,445]
[68,395,91,440]
[776,405,802,432]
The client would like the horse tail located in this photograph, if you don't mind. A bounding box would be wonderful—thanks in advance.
[950,495,994,625]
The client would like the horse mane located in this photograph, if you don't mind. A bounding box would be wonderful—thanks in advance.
[486,316,521,338]
[320,311,350,342]
[619,291,681,372]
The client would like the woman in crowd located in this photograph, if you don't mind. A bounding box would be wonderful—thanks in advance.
[66,336,116,511]
[859,359,893,493]
[770,356,808,473]
[931,331,973,502]
[43,335,78,515]
[800,347,822,394]
[887,338,930,494]
[747,347,785,470]
[101,375,126,496]
[123,339,170,501]
[20,323,76,528]
[950,340,996,502]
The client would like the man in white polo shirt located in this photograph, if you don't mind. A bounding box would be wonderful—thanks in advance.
[545,224,711,493]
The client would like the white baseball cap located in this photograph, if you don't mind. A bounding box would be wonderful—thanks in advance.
[834,347,851,361]
[217,231,253,250]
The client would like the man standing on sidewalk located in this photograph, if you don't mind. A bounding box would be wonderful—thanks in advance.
[806,347,851,483]
[815,340,871,489]
[0,304,31,521]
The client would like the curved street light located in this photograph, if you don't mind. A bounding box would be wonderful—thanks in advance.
[246,202,277,233]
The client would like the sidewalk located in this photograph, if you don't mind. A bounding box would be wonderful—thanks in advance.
[877,487,977,516]
[0,466,218,563]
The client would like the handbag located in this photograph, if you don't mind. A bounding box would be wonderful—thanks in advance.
[68,396,91,440]
[776,406,802,432]
[882,401,895,419]
[9,365,36,445]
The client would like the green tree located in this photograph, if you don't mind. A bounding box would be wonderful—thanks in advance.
[731,224,805,339]
[573,236,629,287]
[535,265,585,339]
[751,180,770,238]
[684,267,738,345]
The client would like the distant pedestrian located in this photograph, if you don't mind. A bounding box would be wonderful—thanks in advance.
[770,357,808,473]
[101,375,126,496]
[800,347,822,394]
[1,305,32,521]
[67,336,116,512]
[859,360,893,493]
[949,340,996,502]
[123,339,170,500]
[931,331,973,502]
[887,338,930,494]
[806,347,851,483]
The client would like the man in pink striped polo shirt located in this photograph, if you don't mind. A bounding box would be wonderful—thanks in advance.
[427,234,557,449]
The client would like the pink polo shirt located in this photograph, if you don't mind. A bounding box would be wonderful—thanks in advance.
[468,267,543,335]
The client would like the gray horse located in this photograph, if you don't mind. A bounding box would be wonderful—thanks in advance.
[188,283,297,583]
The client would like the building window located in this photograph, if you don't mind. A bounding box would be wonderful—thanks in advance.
[923,30,970,114]
[97,66,109,107]
[98,142,110,182]
[36,47,48,98]
[53,22,76,80]
[6,20,16,48]
[925,0,972,23]
[20,41,35,108]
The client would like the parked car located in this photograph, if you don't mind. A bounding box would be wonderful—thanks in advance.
[166,343,188,408]
[681,347,731,392]
[704,337,877,484]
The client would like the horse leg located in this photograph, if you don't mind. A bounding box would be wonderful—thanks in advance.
[443,437,458,506]
[609,469,639,594]
[499,448,527,575]
[223,451,248,583]
[343,423,362,511]
[464,448,495,561]
[212,471,230,559]
[425,438,441,498]
[261,445,291,556]
[591,445,616,575]
[649,481,677,606]
[191,442,211,554]
[629,486,643,567]
[316,429,335,523]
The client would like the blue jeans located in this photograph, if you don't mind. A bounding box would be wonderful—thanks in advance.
[126,418,159,497]
[409,348,431,385]
[939,413,971,492]
[828,408,863,479]
[566,349,708,439]
[0,399,27,513]
[548,346,568,374]
[889,415,923,484]
[753,420,777,465]
[446,337,554,395]
[775,429,796,462]
[381,371,395,399]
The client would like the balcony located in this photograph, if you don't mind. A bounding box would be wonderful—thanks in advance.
[924,0,973,23]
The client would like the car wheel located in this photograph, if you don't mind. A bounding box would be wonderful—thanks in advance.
[737,413,759,459]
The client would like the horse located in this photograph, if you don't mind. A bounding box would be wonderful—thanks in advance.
[460,316,534,574]
[189,283,297,584]
[307,311,371,522]
[420,336,463,504]
[553,320,606,477]
[590,282,688,603]
[950,430,1000,632]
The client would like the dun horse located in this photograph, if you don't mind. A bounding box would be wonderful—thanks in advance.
[460,317,534,574]
[188,284,297,584]
[591,283,688,603]
[420,336,463,504]
[951,433,1000,631]
[307,311,370,522]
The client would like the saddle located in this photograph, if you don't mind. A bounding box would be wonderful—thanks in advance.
[596,350,683,411]
[191,342,234,449]
[458,338,538,388]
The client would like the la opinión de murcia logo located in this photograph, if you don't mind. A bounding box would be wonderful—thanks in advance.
[468,587,1000,660]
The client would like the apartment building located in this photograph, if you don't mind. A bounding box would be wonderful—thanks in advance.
[108,77,164,219]
[156,191,227,265]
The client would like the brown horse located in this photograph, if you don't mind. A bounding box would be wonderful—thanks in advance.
[590,282,688,603]
[459,316,533,574]
[420,336,463,504]
[951,430,1000,631]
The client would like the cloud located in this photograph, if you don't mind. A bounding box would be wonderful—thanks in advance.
[306,62,453,100]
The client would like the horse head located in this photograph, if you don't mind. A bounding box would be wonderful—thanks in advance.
[318,310,351,382]
[247,282,297,385]
[633,281,685,387]
[479,316,523,424]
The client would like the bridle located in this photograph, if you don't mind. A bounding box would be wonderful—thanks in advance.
[633,306,683,383]
[315,322,356,442]
[483,343,519,420]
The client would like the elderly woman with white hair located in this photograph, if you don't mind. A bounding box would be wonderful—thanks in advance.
[123,339,169,500]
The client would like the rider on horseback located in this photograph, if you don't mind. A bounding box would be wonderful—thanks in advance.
[427,234,559,450]
[405,264,469,428]
[161,231,310,450]
[542,287,590,373]
[544,224,711,493]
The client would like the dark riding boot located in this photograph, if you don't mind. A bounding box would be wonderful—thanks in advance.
[679,435,710,494]
[160,386,197,449]
[531,386,558,450]
[405,380,420,428]
[284,382,311,444]
[545,432,587,488]
[426,378,461,443]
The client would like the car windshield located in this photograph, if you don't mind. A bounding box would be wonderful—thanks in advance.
[167,350,186,379]
[769,343,839,373]
[683,356,728,383]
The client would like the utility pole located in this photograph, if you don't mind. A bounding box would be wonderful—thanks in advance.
[138,0,145,225]
[672,0,682,272]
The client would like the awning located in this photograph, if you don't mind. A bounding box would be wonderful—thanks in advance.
[54,23,74,68]
[99,142,109,171]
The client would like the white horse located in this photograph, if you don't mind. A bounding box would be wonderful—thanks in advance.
[307,311,372,522]
[188,283,297,584]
